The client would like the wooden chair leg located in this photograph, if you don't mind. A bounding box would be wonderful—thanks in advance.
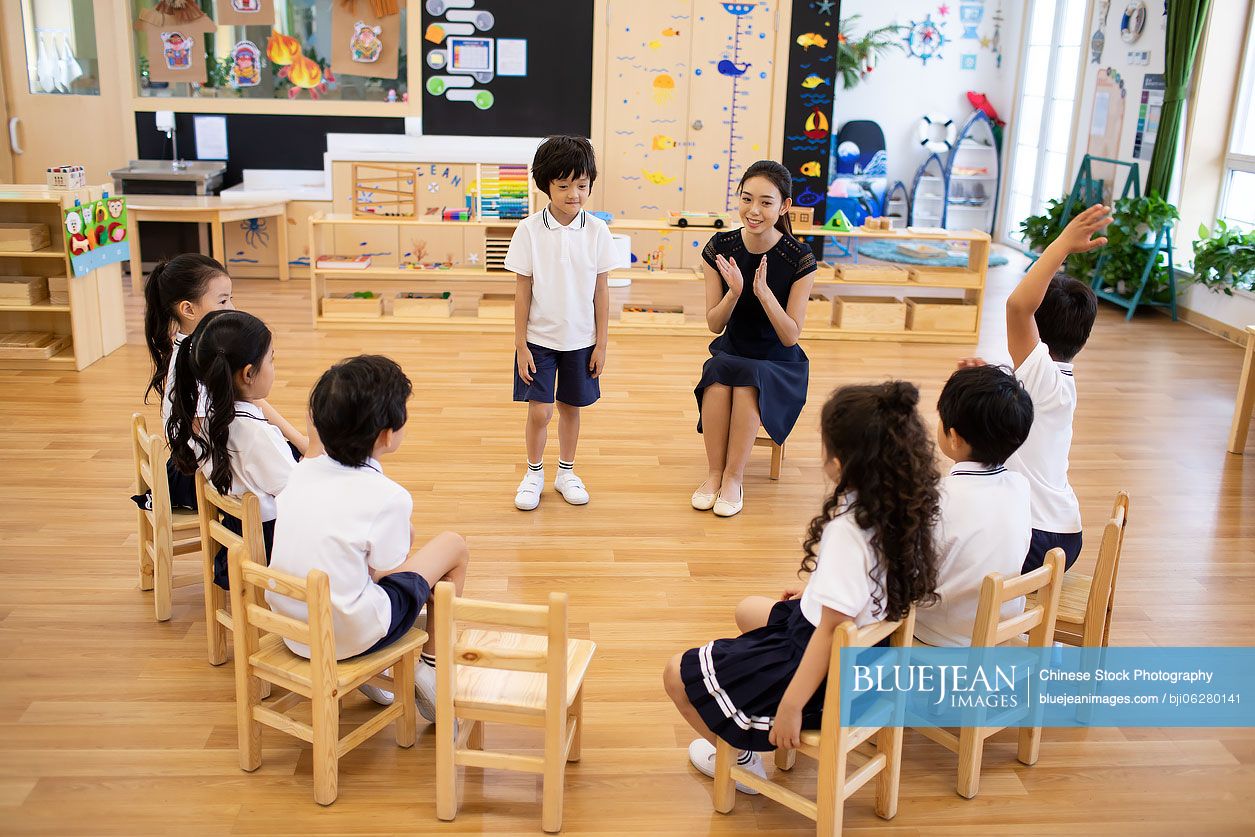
[769,442,783,481]
[435,673,458,822]
[712,738,736,814]
[873,725,903,819]
[542,709,567,833]
[1017,725,1042,766]
[236,673,264,772]
[774,747,796,771]
[956,727,985,799]
[394,653,416,748]
[567,685,583,763]
[138,514,154,592]
[815,744,848,837]
[311,685,340,806]
[153,532,173,623]
[1228,334,1255,454]
[205,584,229,666]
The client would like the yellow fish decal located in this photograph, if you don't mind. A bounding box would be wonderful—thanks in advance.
[652,135,676,150]
[799,161,822,177]
[796,32,828,49]
[641,169,676,185]
[801,75,829,89]
[648,39,661,49]
[662,27,681,36]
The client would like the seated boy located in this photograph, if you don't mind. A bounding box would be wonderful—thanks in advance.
[267,355,470,722]
[915,365,1034,647]
[1004,204,1111,573]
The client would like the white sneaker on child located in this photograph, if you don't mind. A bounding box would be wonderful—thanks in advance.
[414,661,437,722]
[515,468,544,511]
[687,738,765,794]
[553,469,590,505]
[357,667,395,706]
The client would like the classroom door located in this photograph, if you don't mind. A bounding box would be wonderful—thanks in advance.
[0,0,128,185]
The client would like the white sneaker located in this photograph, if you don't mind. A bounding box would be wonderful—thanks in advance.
[514,468,544,511]
[687,739,764,794]
[358,668,395,706]
[414,661,437,723]
[554,469,590,505]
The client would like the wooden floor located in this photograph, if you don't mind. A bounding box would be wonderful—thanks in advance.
[1,254,1253,835]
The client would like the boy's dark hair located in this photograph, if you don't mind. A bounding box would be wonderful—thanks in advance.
[1036,274,1098,361]
[937,365,1034,466]
[310,355,412,468]
[531,135,598,194]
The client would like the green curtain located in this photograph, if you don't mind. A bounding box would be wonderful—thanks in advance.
[1145,0,1214,196]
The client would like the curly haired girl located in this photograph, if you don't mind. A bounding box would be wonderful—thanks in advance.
[663,381,942,792]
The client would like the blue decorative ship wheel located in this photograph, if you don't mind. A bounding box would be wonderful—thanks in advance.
[903,14,947,65]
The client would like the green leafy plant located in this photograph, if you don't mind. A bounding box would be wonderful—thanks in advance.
[837,16,904,89]
[1190,220,1255,296]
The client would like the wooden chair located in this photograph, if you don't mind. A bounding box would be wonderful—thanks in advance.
[130,413,201,622]
[224,512,425,805]
[433,581,596,833]
[196,471,264,666]
[754,433,784,480]
[1228,325,1255,454]
[914,549,1065,798]
[714,609,917,837]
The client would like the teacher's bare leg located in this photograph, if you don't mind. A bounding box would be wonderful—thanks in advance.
[720,386,761,503]
[699,383,732,496]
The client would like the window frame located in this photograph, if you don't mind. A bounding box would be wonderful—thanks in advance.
[1217,6,1255,228]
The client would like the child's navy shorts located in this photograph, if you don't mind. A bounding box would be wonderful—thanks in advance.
[513,342,600,407]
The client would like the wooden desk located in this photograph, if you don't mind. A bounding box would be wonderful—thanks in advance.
[125,196,290,293]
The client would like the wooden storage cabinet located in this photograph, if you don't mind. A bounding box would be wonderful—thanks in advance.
[833,296,907,332]
[905,297,979,332]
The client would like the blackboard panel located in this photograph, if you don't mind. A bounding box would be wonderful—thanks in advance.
[421,0,593,138]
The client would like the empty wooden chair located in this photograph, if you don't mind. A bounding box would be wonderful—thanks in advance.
[914,549,1065,798]
[224,505,424,805]
[753,433,784,480]
[713,609,917,837]
[1042,492,1130,648]
[1227,324,1255,453]
[130,413,201,622]
[433,581,595,833]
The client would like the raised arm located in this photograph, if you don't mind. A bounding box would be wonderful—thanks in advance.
[1006,204,1111,367]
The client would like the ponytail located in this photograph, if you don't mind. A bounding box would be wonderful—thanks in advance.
[738,160,797,241]
[142,254,229,403]
[166,310,273,496]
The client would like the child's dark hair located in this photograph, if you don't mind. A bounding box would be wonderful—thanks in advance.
[801,382,942,622]
[167,310,272,495]
[738,160,795,239]
[1036,274,1097,361]
[310,355,412,468]
[937,366,1034,465]
[143,254,228,402]
[532,135,598,194]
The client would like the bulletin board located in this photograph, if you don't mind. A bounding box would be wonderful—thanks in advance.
[420,0,592,137]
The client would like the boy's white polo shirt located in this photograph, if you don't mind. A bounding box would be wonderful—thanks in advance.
[915,463,1031,647]
[267,455,412,659]
[504,207,620,351]
[199,401,296,522]
[1007,340,1082,533]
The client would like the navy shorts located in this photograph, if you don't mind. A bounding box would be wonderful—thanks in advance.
[358,572,431,657]
[1022,528,1083,574]
[513,342,600,407]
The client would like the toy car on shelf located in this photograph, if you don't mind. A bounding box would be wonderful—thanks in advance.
[668,211,728,229]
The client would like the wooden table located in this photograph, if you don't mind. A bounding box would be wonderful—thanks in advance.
[1228,324,1255,454]
[125,196,290,293]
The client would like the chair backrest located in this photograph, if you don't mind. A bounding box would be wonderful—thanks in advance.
[433,581,569,716]
[195,471,266,575]
[817,607,917,738]
[970,549,1065,648]
[1086,491,1130,646]
[131,413,174,523]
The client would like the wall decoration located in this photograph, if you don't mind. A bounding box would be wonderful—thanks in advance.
[268,32,335,99]
[215,0,275,27]
[229,41,263,88]
[1132,72,1164,160]
[983,2,1003,68]
[351,21,385,63]
[135,4,216,84]
[959,5,983,24]
[64,197,130,277]
[828,120,888,226]
[1091,0,1111,63]
[961,53,977,70]
[1120,1,1146,44]
[1087,67,1127,202]
[835,15,906,90]
[1127,49,1150,65]
[332,1,402,79]
[804,107,830,140]
[902,14,947,65]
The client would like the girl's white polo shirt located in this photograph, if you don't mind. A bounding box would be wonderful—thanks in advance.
[202,400,296,522]
[504,208,620,351]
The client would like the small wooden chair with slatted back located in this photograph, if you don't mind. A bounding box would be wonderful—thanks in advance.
[1044,492,1130,648]
[913,549,1065,799]
[753,433,784,480]
[433,580,596,833]
[224,514,425,806]
[195,471,263,666]
[130,413,201,622]
[714,609,917,837]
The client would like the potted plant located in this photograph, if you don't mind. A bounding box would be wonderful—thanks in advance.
[837,16,904,89]
[1190,220,1255,296]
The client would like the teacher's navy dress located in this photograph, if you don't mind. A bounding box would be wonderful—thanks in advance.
[695,229,817,445]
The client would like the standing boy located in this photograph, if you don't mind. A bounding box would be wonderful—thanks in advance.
[506,135,620,511]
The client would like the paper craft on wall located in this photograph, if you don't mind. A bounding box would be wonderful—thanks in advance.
[268,31,335,99]
[1087,68,1126,201]
[903,14,947,65]
[331,0,402,80]
[1091,0,1111,63]
[65,197,130,277]
[135,3,216,84]
[1132,72,1164,160]
[215,0,275,26]
[229,41,263,87]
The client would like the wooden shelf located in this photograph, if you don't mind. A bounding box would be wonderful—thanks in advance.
[0,345,76,369]
[0,303,71,313]
[0,248,67,258]
[314,266,701,282]
[820,277,983,291]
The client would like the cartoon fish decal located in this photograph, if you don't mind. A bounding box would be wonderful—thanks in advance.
[641,169,676,185]
[796,33,828,49]
[801,75,830,88]
[799,161,822,177]
[651,135,676,150]
[803,107,829,140]
[662,27,681,36]
[648,39,661,49]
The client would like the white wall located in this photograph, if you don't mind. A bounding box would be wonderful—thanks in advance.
[834,1,1023,188]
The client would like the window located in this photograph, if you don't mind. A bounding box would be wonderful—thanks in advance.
[1219,11,1255,229]
[1003,0,1088,245]
[19,0,100,96]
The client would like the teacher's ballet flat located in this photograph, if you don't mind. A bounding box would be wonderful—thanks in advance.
[691,487,718,511]
[712,489,744,517]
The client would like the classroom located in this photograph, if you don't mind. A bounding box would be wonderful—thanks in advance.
[0,0,1252,834]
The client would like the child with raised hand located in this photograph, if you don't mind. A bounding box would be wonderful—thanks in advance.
[167,310,309,590]
[663,382,941,793]
[267,355,471,721]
